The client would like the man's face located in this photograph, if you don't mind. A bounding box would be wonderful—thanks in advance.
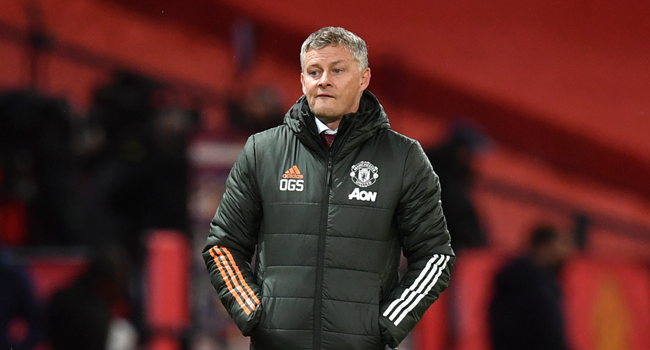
[301,45,371,124]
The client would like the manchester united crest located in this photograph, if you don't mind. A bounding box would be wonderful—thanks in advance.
[350,161,379,187]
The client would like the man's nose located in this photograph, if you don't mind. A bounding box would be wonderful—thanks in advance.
[318,72,332,87]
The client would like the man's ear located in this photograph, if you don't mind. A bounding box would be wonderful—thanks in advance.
[301,72,306,95]
[360,68,371,91]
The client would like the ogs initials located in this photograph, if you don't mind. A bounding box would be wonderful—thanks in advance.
[279,179,304,191]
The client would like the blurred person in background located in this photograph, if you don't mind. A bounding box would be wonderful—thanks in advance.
[488,224,576,350]
[76,70,165,259]
[202,26,454,350]
[425,121,490,348]
[75,71,197,262]
[0,242,42,350]
[425,121,490,253]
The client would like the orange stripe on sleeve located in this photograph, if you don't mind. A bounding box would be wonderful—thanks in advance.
[218,257,255,310]
[209,248,252,315]
[220,247,261,305]
[214,247,257,310]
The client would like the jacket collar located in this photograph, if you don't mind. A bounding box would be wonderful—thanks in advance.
[284,90,390,158]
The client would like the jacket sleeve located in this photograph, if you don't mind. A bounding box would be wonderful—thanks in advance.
[379,141,455,348]
[202,136,263,336]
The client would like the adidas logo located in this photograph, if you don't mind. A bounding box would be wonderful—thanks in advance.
[280,165,304,192]
[282,165,304,179]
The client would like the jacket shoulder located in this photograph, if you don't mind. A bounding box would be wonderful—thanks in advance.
[248,125,293,147]
[380,129,423,151]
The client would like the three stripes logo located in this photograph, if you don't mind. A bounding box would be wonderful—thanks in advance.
[383,254,450,326]
[209,246,260,315]
[282,165,303,179]
[280,165,304,191]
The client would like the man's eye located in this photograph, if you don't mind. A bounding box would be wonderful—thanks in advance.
[333,69,342,74]
[309,71,319,76]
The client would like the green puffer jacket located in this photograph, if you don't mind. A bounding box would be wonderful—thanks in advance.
[203,91,455,350]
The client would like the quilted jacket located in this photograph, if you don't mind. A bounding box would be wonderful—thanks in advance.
[203,91,455,350]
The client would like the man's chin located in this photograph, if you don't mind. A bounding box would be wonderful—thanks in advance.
[311,107,340,120]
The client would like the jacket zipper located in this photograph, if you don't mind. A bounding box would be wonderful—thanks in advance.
[313,152,332,350]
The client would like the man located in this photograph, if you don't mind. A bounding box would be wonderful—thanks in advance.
[488,225,575,350]
[203,26,455,350]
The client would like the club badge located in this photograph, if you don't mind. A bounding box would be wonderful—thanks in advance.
[350,161,379,188]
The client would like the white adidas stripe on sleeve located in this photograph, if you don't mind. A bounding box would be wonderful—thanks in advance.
[383,255,441,317]
[382,254,450,326]
[392,255,450,325]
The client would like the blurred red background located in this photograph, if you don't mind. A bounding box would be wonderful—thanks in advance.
[1,0,649,349]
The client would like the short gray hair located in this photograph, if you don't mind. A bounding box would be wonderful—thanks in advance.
[300,27,369,72]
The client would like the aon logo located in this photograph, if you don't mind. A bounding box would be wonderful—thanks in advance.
[348,188,377,202]
[279,179,304,191]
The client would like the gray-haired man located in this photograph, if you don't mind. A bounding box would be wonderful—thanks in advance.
[203,26,455,350]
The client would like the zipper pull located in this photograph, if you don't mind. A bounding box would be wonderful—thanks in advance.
[327,159,333,187]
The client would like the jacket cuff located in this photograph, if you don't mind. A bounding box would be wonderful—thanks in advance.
[238,301,263,336]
